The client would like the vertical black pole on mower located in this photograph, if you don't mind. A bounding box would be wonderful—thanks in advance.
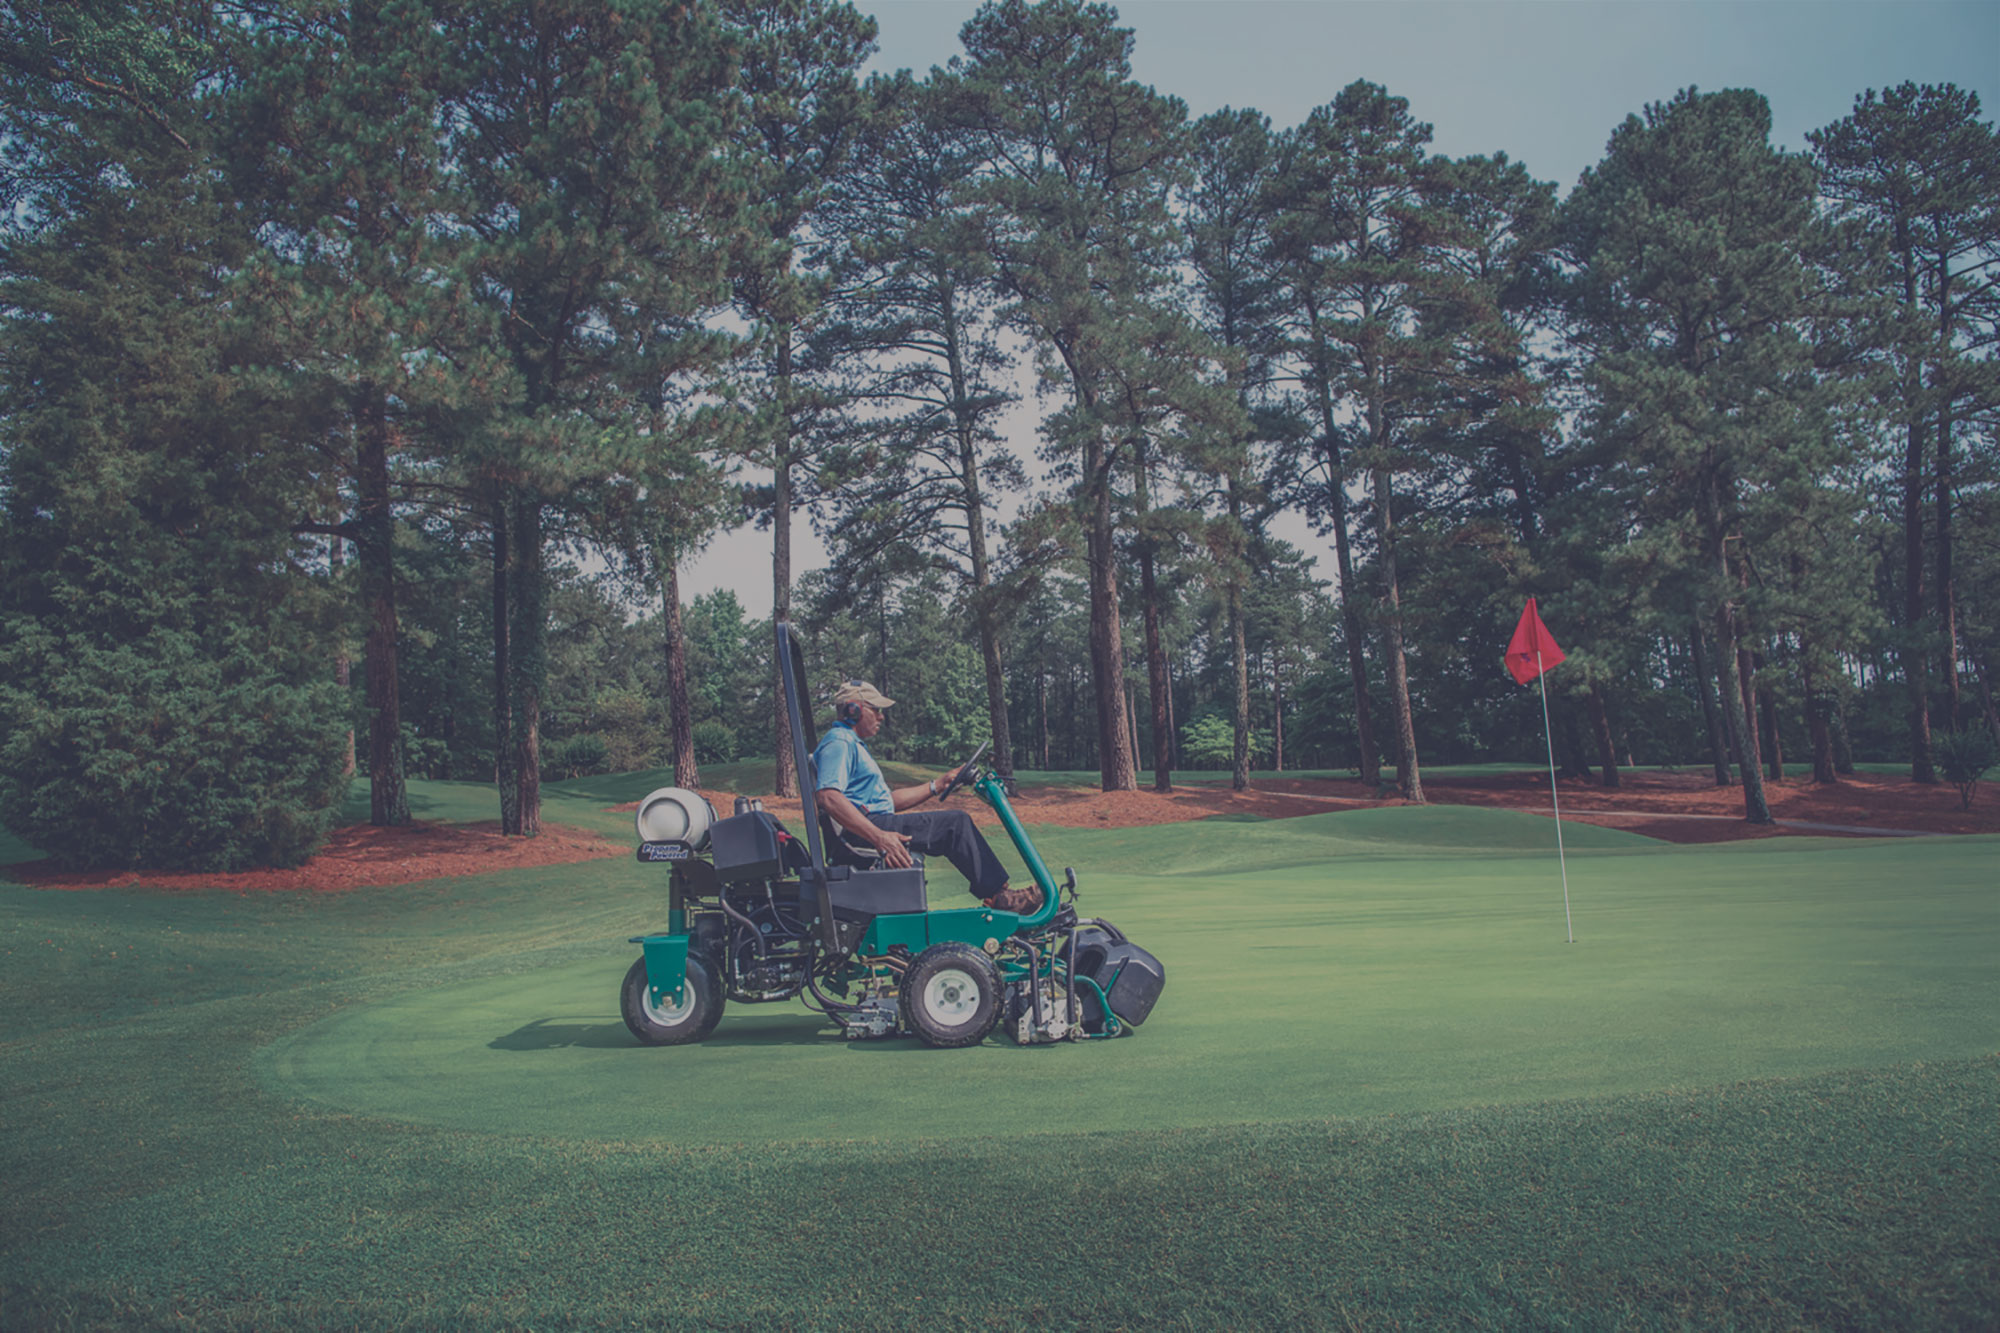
[1065,925,1078,1031]
[775,622,826,871]
[776,621,845,955]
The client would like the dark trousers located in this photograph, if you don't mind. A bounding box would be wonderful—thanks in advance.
[865,808,1010,898]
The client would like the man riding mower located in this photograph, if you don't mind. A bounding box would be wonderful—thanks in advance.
[813,676,1043,917]
[618,621,1166,1049]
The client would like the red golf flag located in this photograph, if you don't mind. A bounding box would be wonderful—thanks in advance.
[1506,598,1566,685]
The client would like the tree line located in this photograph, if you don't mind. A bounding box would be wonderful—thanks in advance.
[1,0,1994,870]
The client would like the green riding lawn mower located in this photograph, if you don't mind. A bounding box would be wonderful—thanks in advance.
[619,622,1166,1049]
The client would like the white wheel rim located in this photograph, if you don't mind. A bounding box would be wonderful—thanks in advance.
[922,968,982,1025]
[643,976,696,1026]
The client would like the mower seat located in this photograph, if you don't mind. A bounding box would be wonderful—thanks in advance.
[815,811,875,867]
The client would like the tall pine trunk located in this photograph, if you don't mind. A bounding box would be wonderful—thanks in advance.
[1084,430,1136,792]
[1309,337,1379,785]
[1272,654,1285,773]
[1038,672,1049,771]
[511,492,545,837]
[1703,472,1772,823]
[1132,438,1171,792]
[1230,581,1251,792]
[1226,477,1252,793]
[492,493,518,834]
[1936,263,1960,723]
[1558,701,1594,781]
[1688,626,1731,786]
[1714,607,1771,821]
[1802,651,1837,784]
[659,546,697,789]
[1759,674,1784,782]
[945,278,1015,786]
[1371,464,1423,803]
[355,388,408,826]
[1900,229,1937,782]
[1586,680,1620,789]
[1139,545,1170,792]
[330,530,355,777]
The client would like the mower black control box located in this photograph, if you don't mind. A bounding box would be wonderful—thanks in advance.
[1100,942,1165,1026]
[710,812,785,883]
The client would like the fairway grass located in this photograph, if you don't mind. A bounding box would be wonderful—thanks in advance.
[2,799,1995,1329]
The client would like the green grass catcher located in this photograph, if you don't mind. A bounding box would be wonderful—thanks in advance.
[620,622,1166,1048]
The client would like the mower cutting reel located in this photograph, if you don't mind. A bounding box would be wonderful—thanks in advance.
[619,621,1165,1049]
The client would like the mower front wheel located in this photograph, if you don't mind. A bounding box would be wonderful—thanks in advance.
[621,952,724,1046]
[901,943,1002,1048]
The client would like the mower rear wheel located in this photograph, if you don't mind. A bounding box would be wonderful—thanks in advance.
[901,943,1002,1048]
[621,952,724,1046]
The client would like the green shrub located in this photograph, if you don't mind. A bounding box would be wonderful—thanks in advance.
[0,614,352,871]
[1933,726,1998,811]
[1179,711,1274,769]
[693,719,737,765]
[401,729,454,782]
[544,732,610,781]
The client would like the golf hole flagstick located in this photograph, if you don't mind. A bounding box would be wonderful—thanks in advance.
[1507,598,1573,944]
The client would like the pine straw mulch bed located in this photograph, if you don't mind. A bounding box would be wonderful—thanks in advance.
[9,820,629,893]
[9,770,1991,893]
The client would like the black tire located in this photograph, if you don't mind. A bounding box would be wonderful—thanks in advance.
[621,952,724,1046]
[900,942,1003,1048]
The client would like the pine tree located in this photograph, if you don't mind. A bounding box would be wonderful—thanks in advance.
[1183,107,1287,793]
[1262,83,1471,802]
[717,0,876,799]
[225,0,486,827]
[0,3,350,869]
[445,0,749,833]
[812,70,1029,783]
[1561,88,1831,824]
[1811,83,2000,770]
[944,0,1199,792]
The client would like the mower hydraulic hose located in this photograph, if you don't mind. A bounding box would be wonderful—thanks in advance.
[804,960,865,1013]
[716,893,767,957]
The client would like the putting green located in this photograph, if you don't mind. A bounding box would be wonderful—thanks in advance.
[257,809,2000,1144]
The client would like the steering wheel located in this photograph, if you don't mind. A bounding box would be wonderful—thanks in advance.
[935,741,992,801]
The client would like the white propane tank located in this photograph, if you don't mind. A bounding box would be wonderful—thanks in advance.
[634,786,716,849]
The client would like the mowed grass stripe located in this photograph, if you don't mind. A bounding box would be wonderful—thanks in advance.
[2,794,1996,1328]
[3,1052,1994,1329]
[252,817,1999,1142]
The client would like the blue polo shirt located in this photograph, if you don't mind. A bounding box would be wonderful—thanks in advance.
[813,721,893,815]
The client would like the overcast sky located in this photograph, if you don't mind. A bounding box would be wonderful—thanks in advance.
[679,0,1999,617]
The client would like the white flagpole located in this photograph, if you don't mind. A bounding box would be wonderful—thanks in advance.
[1535,649,1573,943]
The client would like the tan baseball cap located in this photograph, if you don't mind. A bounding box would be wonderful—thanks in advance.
[832,678,895,710]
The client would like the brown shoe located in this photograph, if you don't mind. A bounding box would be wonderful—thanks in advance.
[985,882,1043,915]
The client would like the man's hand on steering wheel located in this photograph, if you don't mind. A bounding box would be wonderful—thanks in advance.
[934,740,992,801]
